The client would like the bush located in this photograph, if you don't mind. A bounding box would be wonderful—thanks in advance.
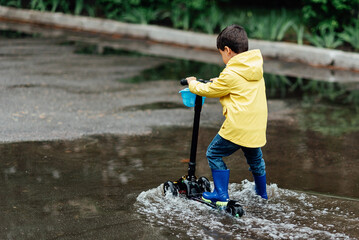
[302,0,359,31]
[2,0,359,51]
[305,24,343,49]
[246,9,295,41]
[339,20,359,51]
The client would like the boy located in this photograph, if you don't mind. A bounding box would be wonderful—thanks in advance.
[186,25,268,204]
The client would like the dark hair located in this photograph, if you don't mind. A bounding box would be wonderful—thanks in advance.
[216,25,248,53]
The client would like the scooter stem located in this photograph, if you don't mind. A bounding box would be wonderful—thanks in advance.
[188,94,203,179]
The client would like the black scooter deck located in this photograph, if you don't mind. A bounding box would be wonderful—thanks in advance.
[189,197,244,218]
[190,196,224,208]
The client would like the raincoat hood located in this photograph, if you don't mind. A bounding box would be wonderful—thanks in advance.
[226,49,264,82]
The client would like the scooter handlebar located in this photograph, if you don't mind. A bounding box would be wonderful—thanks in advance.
[180,78,188,86]
[180,78,210,85]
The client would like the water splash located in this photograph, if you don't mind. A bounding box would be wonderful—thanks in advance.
[136,180,358,239]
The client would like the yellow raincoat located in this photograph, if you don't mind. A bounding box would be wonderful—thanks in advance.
[189,49,267,148]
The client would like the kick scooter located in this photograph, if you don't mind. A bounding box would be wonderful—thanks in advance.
[163,79,244,218]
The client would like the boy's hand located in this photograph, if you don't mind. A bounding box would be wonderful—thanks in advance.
[186,76,197,84]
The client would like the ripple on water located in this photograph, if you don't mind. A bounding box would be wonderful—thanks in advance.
[135,180,358,239]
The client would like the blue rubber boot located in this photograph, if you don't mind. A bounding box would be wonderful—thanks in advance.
[202,169,230,205]
[253,174,268,199]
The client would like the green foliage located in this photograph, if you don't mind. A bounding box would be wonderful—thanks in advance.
[168,4,191,30]
[26,0,70,13]
[302,0,359,31]
[30,0,50,11]
[291,24,305,45]
[97,0,122,20]
[166,0,215,30]
[49,0,60,12]
[339,20,359,51]
[74,0,84,15]
[193,4,223,34]
[121,7,161,24]
[305,24,343,49]
[4,0,359,51]
[219,10,247,33]
[245,9,295,41]
[1,0,22,7]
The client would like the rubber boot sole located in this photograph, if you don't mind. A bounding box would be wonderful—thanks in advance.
[202,197,228,206]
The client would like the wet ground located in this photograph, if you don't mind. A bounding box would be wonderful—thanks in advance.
[1,126,358,239]
[1,31,359,239]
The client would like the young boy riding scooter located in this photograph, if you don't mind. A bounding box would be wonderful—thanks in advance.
[186,25,268,205]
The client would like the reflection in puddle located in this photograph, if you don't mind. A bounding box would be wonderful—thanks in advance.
[119,58,223,83]
[121,102,185,111]
[0,125,358,239]
[118,54,359,109]
[297,103,359,136]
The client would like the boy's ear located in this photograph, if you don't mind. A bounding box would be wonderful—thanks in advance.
[224,46,233,55]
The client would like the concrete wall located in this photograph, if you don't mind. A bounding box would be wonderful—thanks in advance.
[1,6,359,71]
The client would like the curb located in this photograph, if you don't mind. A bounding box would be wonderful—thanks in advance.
[0,6,359,71]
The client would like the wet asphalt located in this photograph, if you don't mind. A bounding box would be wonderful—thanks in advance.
[0,37,229,142]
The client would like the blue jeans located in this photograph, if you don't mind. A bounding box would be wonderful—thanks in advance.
[206,134,266,176]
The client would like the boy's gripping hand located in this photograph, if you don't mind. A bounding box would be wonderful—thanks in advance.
[185,76,197,84]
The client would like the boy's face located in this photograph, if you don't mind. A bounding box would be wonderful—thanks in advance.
[219,46,238,64]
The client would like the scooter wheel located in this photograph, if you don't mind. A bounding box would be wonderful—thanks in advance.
[183,179,202,198]
[226,200,244,218]
[197,176,211,192]
[163,181,178,196]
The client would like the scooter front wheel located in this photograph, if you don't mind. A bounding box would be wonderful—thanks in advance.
[163,181,178,196]
[226,200,244,217]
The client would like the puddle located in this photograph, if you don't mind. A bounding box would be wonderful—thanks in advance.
[0,125,358,239]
